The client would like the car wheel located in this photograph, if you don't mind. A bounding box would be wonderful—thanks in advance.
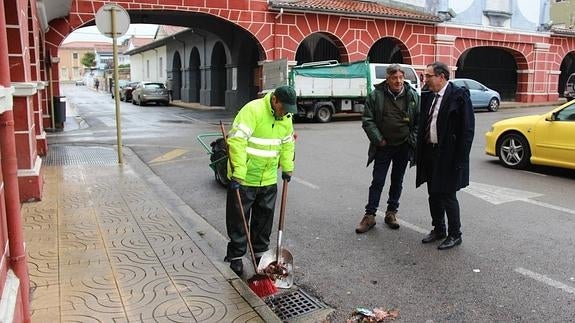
[488,98,499,112]
[314,106,332,123]
[497,132,531,169]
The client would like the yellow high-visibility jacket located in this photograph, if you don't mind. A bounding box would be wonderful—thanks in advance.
[227,92,295,187]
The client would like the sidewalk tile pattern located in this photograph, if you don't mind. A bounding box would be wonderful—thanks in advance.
[23,164,265,322]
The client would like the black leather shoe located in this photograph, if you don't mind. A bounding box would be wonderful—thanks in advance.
[230,259,243,276]
[438,236,462,250]
[421,230,447,244]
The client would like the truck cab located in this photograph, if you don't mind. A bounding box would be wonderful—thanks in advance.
[370,63,421,95]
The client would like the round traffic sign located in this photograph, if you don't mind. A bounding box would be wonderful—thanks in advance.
[95,4,130,38]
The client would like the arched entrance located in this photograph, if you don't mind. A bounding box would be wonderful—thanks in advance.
[295,33,347,65]
[189,47,201,103]
[456,47,518,101]
[210,41,227,107]
[172,51,182,100]
[367,37,410,63]
[558,53,575,98]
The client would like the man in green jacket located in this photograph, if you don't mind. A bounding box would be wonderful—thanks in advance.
[225,85,297,276]
[356,64,420,233]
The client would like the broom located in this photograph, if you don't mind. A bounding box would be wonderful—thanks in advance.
[220,121,277,298]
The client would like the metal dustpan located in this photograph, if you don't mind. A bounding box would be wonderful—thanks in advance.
[257,247,293,289]
[257,179,293,289]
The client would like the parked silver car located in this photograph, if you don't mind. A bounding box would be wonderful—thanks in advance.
[451,78,500,112]
[131,82,170,106]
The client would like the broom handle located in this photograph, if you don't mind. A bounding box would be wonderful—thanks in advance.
[276,179,288,263]
[220,121,259,273]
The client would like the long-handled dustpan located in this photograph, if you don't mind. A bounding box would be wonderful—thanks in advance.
[257,178,294,288]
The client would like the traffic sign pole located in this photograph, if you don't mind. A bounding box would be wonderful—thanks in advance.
[111,8,123,164]
[95,4,130,164]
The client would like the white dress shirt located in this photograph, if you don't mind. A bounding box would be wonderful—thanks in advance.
[429,82,449,144]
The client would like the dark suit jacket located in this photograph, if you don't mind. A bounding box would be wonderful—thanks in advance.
[415,83,475,192]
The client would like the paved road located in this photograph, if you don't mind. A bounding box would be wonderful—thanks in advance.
[55,85,575,322]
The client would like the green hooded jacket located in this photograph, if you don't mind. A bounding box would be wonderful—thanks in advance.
[362,81,420,167]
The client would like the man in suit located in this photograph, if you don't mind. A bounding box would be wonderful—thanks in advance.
[415,61,474,250]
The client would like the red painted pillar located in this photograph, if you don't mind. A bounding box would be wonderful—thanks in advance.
[0,0,31,321]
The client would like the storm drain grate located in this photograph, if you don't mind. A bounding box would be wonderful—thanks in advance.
[44,145,118,166]
[264,289,326,321]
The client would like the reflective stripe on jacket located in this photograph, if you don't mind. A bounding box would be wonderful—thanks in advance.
[227,92,295,187]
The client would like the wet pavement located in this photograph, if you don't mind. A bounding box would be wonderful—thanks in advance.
[23,104,280,321]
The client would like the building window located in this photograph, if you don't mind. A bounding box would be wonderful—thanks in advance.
[146,60,150,79]
[73,52,78,59]
[61,67,68,80]
[159,57,163,77]
[73,67,79,78]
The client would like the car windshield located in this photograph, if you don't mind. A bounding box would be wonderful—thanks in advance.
[144,83,165,89]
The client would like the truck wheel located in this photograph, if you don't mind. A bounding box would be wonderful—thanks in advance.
[315,106,332,123]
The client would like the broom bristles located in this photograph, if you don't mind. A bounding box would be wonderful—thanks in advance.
[248,275,277,298]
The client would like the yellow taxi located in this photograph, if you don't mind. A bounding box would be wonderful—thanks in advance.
[485,102,575,170]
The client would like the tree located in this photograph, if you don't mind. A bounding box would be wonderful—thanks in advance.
[81,52,96,68]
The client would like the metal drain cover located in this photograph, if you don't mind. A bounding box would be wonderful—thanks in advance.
[265,289,327,321]
[44,145,118,166]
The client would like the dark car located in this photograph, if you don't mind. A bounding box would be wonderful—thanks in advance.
[451,78,501,112]
[563,73,575,101]
[119,81,139,102]
[111,79,130,99]
[131,82,170,106]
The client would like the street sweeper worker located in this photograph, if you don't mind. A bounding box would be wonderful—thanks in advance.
[224,85,297,276]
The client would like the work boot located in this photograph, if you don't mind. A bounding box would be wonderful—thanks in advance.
[230,259,243,276]
[384,210,400,229]
[355,214,376,233]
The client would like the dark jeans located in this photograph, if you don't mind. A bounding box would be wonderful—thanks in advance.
[226,184,277,259]
[424,143,461,238]
[365,142,410,215]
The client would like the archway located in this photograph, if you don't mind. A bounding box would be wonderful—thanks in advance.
[367,37,410,63]
[558,53,575,97]
[295,33,347,65]
[172,51,182,100]
[210,41,227,107]
[189,47,201,103]
[456,47,518,101]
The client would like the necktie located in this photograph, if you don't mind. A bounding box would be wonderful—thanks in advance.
[425,94,440,143]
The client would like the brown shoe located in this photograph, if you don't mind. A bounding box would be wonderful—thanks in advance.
[384,210,400,229]
[356,214,376,233]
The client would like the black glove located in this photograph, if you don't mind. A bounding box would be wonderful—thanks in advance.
[281,172,291,182]
[229,179,241,190]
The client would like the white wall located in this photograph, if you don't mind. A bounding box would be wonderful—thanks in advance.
[129,46,167,82]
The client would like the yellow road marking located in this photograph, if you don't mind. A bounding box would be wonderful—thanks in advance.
[149,148,188,164]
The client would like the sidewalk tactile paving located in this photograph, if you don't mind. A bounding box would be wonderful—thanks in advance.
[24,160,271,322]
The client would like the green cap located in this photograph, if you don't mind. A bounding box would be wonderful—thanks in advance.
[274,85,297,114]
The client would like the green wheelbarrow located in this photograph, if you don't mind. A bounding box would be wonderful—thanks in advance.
[197,133,229,188]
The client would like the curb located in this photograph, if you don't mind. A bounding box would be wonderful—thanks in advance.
[122,148,281,323]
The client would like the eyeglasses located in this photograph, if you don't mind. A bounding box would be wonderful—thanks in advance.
[424,74,437,78]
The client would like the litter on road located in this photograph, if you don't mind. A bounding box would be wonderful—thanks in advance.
[347,307,400,322]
